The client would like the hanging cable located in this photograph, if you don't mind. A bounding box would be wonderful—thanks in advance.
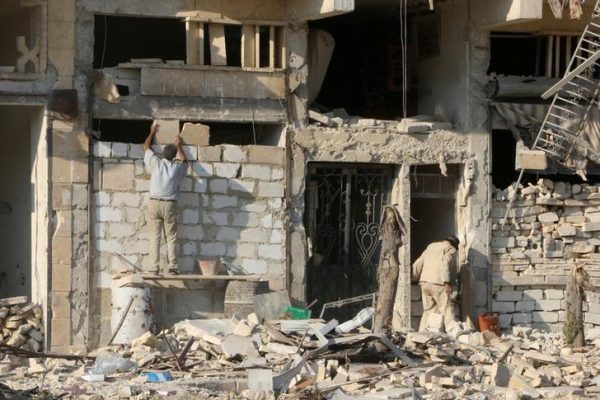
[399,0,408,119]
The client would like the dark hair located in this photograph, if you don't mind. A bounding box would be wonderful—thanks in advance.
[162,144,177,161]
[445,235,459,249]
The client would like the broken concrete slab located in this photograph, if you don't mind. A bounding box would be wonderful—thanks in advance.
[180,122,210,146]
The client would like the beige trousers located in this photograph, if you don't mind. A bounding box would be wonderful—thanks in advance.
[146,199,178,272]
[419,282,456,332]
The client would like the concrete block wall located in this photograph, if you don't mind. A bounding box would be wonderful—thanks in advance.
[492,180,600,332]
[92,142,286,280]
[91,142,286,343]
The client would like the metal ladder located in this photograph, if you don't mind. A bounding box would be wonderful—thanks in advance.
[501,1,600,225]
[535,0,600,164]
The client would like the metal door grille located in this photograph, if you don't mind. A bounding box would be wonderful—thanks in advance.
[305,164,393,316]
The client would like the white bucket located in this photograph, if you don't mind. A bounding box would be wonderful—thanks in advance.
[110,285,153,344]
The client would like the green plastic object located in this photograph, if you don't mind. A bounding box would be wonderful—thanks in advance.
[285,306,312,320]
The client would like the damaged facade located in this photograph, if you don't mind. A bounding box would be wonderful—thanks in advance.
[0,0,599,357]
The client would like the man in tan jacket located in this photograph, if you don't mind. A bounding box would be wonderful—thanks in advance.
[412,236,459,332]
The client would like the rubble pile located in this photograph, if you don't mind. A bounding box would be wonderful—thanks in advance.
[0,296,44,352]
[492,179,600,330]
[1,311,600,399]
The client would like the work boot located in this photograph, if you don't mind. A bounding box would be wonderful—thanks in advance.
[167,265,180,275]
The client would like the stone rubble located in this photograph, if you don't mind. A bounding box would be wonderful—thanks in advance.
[1,312,600,399]
[0,296,44,354]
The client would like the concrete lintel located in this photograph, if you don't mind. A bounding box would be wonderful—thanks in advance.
[287,0,355,22]
[92,96,287,123]
[473,0,543,29]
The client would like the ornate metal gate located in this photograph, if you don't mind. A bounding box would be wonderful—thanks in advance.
[305,164,393,317]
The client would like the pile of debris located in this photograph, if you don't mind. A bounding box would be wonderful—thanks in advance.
[0,296,44,352]
[2,308,600,399]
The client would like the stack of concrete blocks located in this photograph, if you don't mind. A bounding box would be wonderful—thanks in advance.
[491,179,600,332]
[92,142,286,338]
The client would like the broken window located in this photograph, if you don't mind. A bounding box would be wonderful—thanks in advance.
[93,16,186,68]
[305,163,393,320]
[0,0,46,77]
[309,9,413,119]
[184,19,286,69]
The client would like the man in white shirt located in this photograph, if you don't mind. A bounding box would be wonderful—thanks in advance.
[142,121,188,275]
[412,236,459,332]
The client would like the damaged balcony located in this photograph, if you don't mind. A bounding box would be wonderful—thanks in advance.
[91,15,287,123]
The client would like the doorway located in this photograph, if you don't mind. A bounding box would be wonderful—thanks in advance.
[0,105,46,300]
[410,165,458,329]
[305,163,394,319]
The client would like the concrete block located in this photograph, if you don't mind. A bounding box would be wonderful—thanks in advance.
[214,163,240,178]
[96,239,122,253]
[583,222,600,232]
[261,214,273,228]
[94,141,111,158]
[241,165,271,180]
[538,212,559,223]
[545,289,564,300]
[518,149,548,170]
[96,207,122,222]
[246,145,285,165]
[585,212,600,222]
[154,120,180,144]
[182,145,198,161]
[182,209,200,224]
[178,225,204,241]
[515,300,535,312]
[180,193,200,207]
[111,142,128,158]
[242,202,268,213]
[109,223,136,238]
[247,369,273,391]
[192,162,214,177]
[194,179,207,193]
[271,167,285,180]
[240,229,269,243]
[52,264,72,292]
[223,145,247,163]
[129,144,144,159]
[492,301,515,313]
[112,192,141,208]
[228,243,257,258]
[491,236,515,248]
[229,179,256,194]
[258,182,284,198]
[557,225,576,237]
[270,230,283,244]
[258,244,283,260]
[523,289,544,300]
[197,146,222,162]
[200,242,227,257]
[180,123,210,146]
[212,195,238,209]
[534,299,561,311]
[499,314,512,329]
[232,212,259,227]
[512,312,532,324]
[203,211,229,226]
[182,241,197,256]
[532,311,559,323]
[216,227,240,241]
[103,163,134,190]
[242,259,267,274]
[209,179,229,194]
[496,291,522,302]
[135,179,150,192]
[268,198,283,210]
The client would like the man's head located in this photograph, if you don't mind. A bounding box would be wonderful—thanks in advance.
[445,235,460,250]
[162,144,177,161]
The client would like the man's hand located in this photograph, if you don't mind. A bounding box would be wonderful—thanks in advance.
[444,283,452,294]
[143,120,159,152]
[150,120,158,135]
[175,134,187,162]
[174,134,182,147]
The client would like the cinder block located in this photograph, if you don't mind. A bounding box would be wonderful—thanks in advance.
[269,198,283,210]
[246,145,285,165]
[203,211,229,226]
[258,182,284,198]
[223,145,247,163]
[96,239,122,253]
[512,312,532,324]
[154,119,180,144]
[209,179,229,194]
[232,212,259,227]
[518,149,548,170]
[180,193,200,207]
[212,195,238,209]
[109,223,136,238]
[192,162,214,177]
[496,290,522,302]
[50,318,71,347]
[271,168,285,180]
[515,300,535,312]
[129,144,144,159]
[258,244,283,260]
[229,179,256,194]
[241,165,271,180]
[523,289,544,300]
[492,301,515,313]
[178,225,204,241]
[182,145,198,161]
[182,241,197,256]
[96,207,122,222]
[242,259,267,274]
[228,243,257,258]
[52,184,72,210]
[499,314,512,329]
[545,289,564,300]
[103,163,134,190]
[198,146,222,162]
[216,227,240,241]
[538,212,559,223]
[491,236,515,248]
[111,142,128,158]
[193,179,207,193]
[270,230,283,244]
[240,229,269,243]
[94,142,111,157]
[112,192,141,208]
[52,236,72,265]
[534,299,562,311]
[200,242,227,256]
[52,264,72,292]
[214,163,240,178]
[182,209,200,224]
[532,311,559,323]
[261,214,273,228]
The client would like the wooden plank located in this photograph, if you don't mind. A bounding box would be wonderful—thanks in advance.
[255,26,261,68]
[242,25,256,68]
[186,21,199,65]
[209,23,227,66]
[269,26,276,69]
[0,296,29,307]
[142,274,262,281]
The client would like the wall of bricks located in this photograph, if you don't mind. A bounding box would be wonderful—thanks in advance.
[492,179,600,332]
[91,142,286,342]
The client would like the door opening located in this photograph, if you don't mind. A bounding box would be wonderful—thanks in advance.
[305,163,393,320]
[410,164,458,330]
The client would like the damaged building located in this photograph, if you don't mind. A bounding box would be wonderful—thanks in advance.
[0,0,600,367]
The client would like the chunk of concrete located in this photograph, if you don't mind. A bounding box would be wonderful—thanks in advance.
[154,119,180,144]
[247,369,274,391]
[220,335,255,358]
[491,363,511,387]
[509,373,540,399]
[131,331,158,349]
[180,122,210,146]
